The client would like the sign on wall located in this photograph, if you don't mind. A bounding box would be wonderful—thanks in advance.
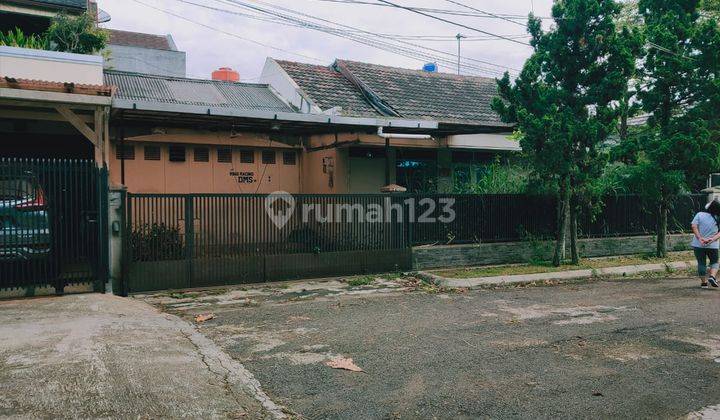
[230,171,256,183]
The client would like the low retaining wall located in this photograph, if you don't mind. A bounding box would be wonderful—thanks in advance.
[412,234,692,270]
[126,248,413,293]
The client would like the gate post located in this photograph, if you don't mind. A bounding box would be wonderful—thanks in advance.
[95,166,109,293]
[120,192,131,296]
[184,196,194,288]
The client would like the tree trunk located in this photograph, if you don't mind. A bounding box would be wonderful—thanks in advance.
[570,200,579,265]
[553,178,571,267]
[656,201,668,258]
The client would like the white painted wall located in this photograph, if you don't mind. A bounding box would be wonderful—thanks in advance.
[105,45,186,77]
[0,46,104,85]
[259,57,320,114]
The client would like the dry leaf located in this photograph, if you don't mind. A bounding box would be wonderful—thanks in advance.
[325,357,363,372]
[195,313,215,323]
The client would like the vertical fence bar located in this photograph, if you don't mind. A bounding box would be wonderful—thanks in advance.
[184,195,194,288]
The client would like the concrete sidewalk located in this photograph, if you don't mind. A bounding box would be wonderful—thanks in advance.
[0,294,285,419]
[420,260,697,288]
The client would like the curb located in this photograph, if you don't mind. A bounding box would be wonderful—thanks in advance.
[418,260,697,289]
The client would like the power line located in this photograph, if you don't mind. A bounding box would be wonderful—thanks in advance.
[312,0,552,20]
[168,0,516,75]
[371,0,531,46]
[127,0,328,64]
[219,0,520,72]
[442,0,527,27]
[167,0,527,41]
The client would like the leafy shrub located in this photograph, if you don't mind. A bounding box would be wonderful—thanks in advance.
[130,223,184,262]
[0,13,107,54]
[0,28,50,50]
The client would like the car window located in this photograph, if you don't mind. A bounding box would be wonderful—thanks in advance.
[0,179,34,200]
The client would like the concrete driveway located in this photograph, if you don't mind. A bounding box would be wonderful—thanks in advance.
[0,294,283,419]
[141,276,720,419]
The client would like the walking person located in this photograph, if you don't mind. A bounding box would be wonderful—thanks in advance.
[691,200,720,288]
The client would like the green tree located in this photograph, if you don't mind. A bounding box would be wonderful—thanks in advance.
[622,0,720,257]
[493,0,639,266]
[46,12,107,54]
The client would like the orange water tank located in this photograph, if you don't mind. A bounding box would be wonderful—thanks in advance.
[211,67,240,82]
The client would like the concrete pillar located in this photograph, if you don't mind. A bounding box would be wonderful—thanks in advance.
[107,185,126,294]
[436,149,453,193]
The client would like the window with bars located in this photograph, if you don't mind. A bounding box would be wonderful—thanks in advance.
[282,151,296,165]
[144,145,161,161]
[168,145,186,162]
[194,147,209,162]
[116,144,135,160]
[261,150,276,164]
[240,149,254,164]
[217,147,232,163]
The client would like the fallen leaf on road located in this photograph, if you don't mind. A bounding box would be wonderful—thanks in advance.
[592,391,603,397]
[325,357,363,372]
[195,313,215,323]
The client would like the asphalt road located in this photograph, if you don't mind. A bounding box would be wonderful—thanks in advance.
[149,277,720,419]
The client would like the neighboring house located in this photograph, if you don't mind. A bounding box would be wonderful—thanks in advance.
[260,58,519,193]
[0,0,112,166]
[0,0,89,34]
[105,29,186,77]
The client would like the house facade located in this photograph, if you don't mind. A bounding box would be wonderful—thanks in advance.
[260,58,519,193]
[1,0,519,194]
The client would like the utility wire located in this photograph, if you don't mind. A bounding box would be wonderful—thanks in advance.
[218,0,520,73]
[168,0,516,75]
[312,0,553,20]
[127,0,327,64]
[443,0,527,27]
[371,0,531,46]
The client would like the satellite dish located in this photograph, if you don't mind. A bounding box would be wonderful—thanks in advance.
[98,9,111,23]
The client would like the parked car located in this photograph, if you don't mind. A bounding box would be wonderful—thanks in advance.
[0,174,51,260]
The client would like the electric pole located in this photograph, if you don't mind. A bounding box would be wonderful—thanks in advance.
[456,33,466,75]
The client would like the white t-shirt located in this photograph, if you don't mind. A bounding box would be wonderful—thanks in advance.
[691,212,720,249]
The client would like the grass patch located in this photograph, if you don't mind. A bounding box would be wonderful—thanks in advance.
[434,251,693,279]
[346,276,376,287]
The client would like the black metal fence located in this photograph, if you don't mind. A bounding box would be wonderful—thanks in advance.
[121,191,707,293]
[0,159,108,293]
[123,193,411,293]
[411,193,706,245]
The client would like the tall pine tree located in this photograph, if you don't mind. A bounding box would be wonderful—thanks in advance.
[627,0,720,256]
[493,0,638,266]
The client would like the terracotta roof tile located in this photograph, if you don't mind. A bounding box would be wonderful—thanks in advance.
[0,76,113,96]
[275,60,381,118]
[336,59,509,127]
[275,58,509,127]
[108,29,174,51]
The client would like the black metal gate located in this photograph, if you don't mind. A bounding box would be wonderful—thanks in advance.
[121,193,412,294]
[0,159,108,294]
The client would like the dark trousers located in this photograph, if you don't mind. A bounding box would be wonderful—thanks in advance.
[694,247,719,276]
